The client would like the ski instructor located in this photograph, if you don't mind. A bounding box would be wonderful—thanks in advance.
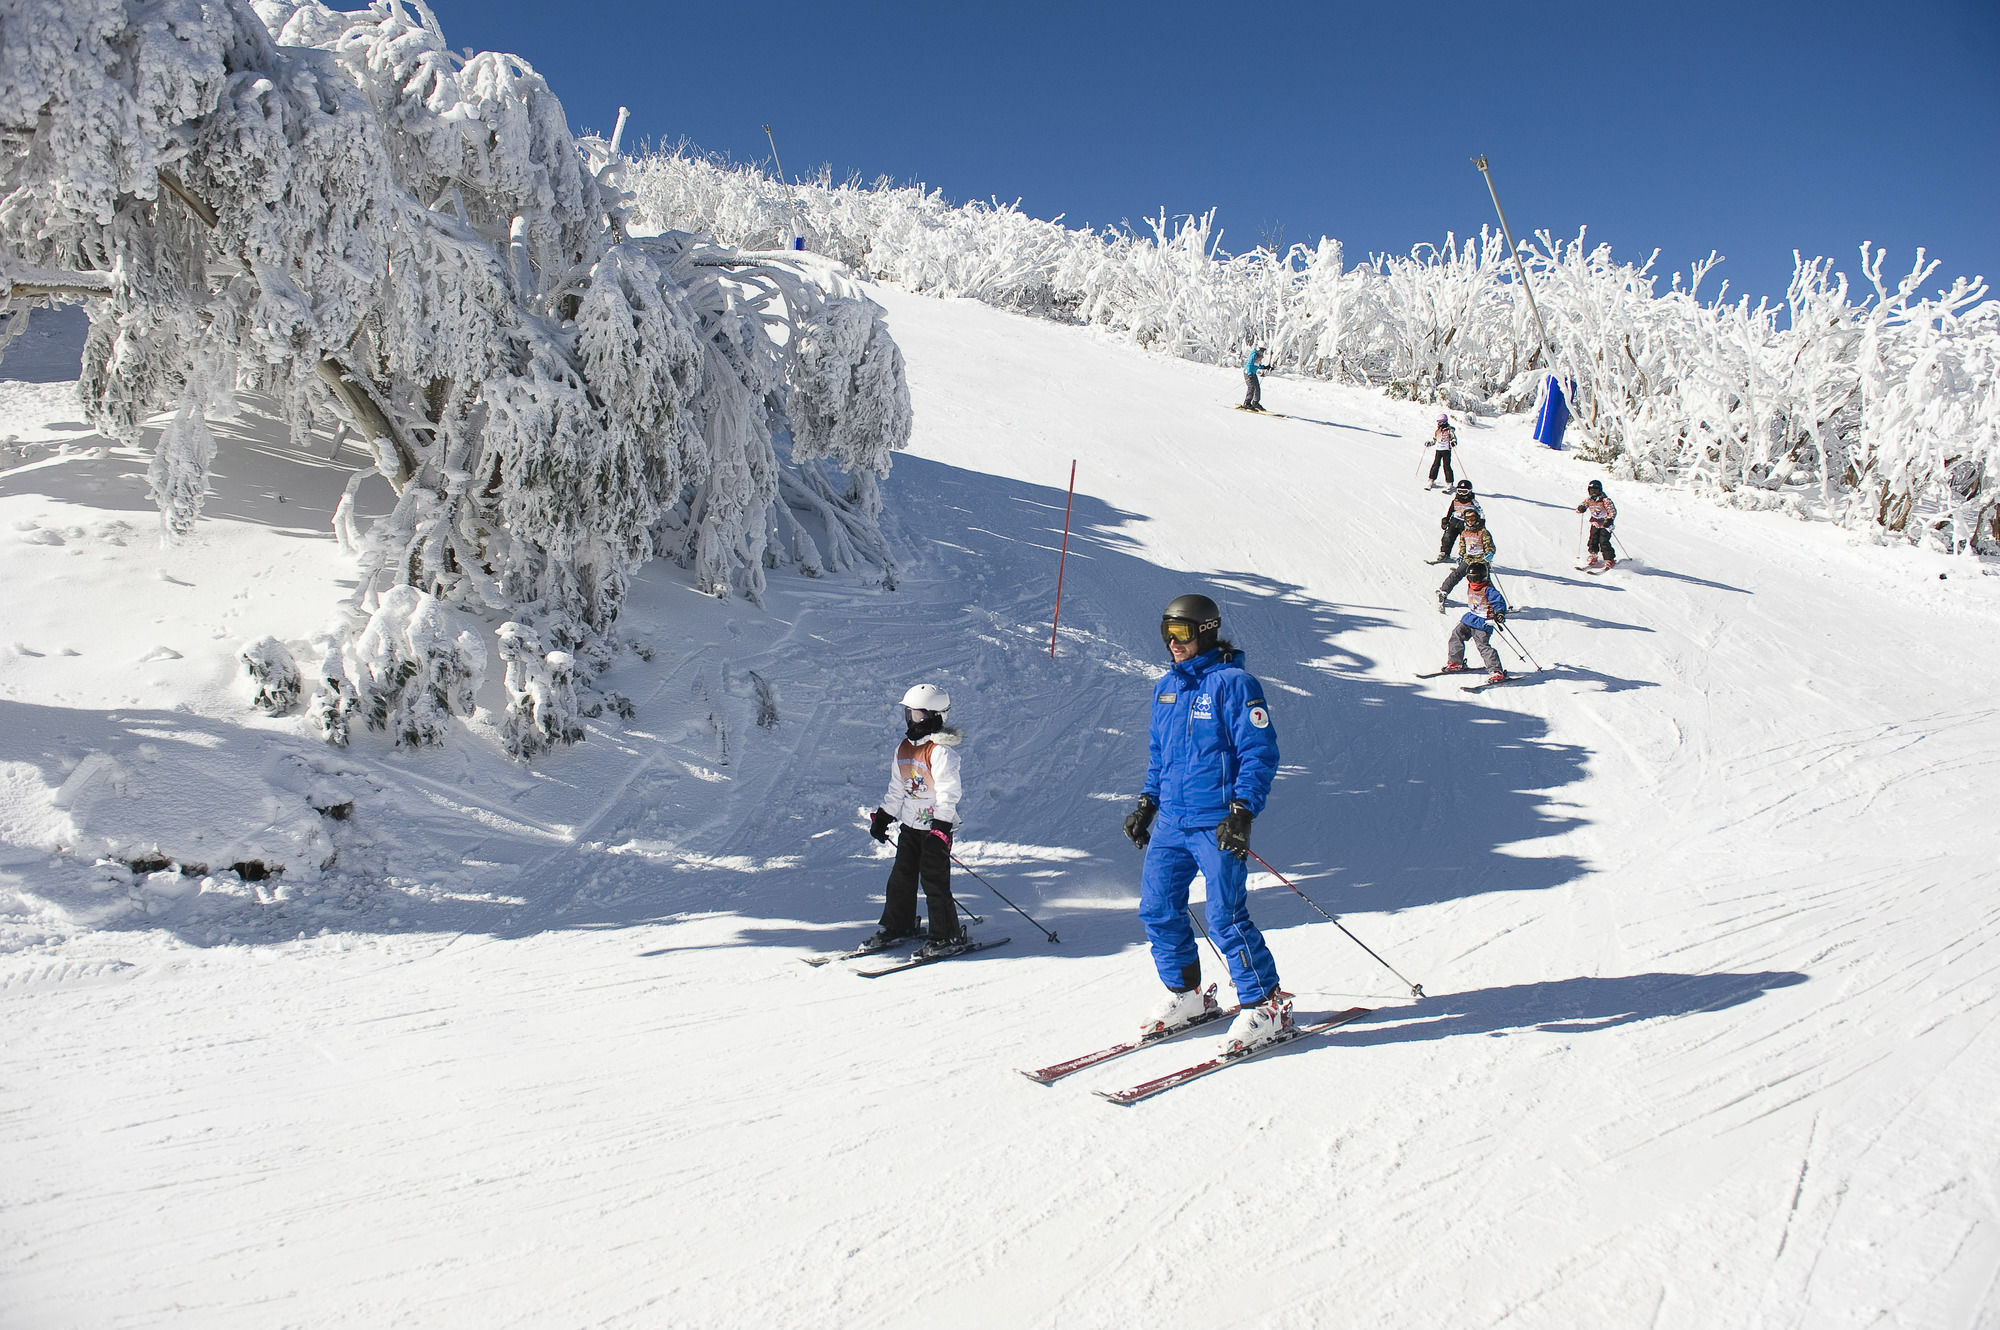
[1121,593,1292,1055]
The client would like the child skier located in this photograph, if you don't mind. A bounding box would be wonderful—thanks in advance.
[1241,345,1276,411]
[1442,561,1509,684]
[1426,413,1458,488]
[1576,479,1618,569]
[860,683,968,959]
[1436,510,1497,611]
[1434,479,1483,562]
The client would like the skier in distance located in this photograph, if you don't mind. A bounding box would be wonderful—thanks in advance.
[1121,593,1292,1055]
[860,683,968,959]
[1577,479,1618,570]
[1434,479,1483,563]
[1441,561,1509,684]
[1437,509,1497,611]
[1241,344,1277,412]
[1426,413,1458,488]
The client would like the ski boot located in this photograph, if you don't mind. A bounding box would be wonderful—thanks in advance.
[1440,662,1467,674]
[914,933,972,961]
[1487,670,1509,684]
[1140,987,1214,1039]
[855,927,916,954]
[1219,990,1294,1055]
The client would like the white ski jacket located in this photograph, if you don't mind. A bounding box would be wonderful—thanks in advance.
[882,729,963,829]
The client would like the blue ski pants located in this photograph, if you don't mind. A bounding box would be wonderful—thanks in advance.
[1138,819,1281,1004]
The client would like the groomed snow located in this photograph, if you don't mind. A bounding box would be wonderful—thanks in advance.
[3,288,1997,1328]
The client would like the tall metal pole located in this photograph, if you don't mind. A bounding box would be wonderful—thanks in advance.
[1471,155,1552,357]
[1049,460,1077,659]
[762,124,804,250]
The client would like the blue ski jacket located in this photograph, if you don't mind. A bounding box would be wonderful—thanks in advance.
[1244,349,1269,376]
[1144,648,1280,824]
[1459,582,1508,635]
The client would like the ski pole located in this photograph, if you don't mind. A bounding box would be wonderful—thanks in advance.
[1245,850,1425,998]
[1501,622,1543,672]
[950,898,986,928]
[1187,907,1232,974]
[950,851,1059,944]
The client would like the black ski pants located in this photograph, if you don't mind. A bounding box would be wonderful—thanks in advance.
[1586,525,1616,561]
[1428,449,1455,484]
[1440,515,1465,559]
[880,824,961,940]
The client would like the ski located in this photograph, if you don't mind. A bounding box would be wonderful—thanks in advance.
[850,937,1010,977]
[1413,668,1472,679]
[1462,674,1527,693]
[1232,406,1287,419]
[800,934,926,967]
[1019,988,1231,1085]
[1094,1006,1373,1105]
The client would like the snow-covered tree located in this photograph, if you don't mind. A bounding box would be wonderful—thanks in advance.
[625,145,1995,554]
[0,0,912,755]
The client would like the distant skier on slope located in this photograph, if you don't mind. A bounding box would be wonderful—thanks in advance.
[1426,413,1458,488]
[1440,561,1509,684]
[1434,479,1483,562]
[860,683,969,959]
[1121,593,1292,1055]
[1241,344,1277,412]
[1436,509,1498,611]
[1577,479,1618,570]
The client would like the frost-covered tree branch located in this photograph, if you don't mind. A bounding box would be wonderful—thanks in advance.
[0,0,913,758]
[629,148,1997,556]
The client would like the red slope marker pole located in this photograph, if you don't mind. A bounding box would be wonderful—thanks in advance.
[1050,459,1077,659]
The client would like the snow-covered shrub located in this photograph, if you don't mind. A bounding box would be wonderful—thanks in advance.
[241,636,302,715]
[631,148,1997,554]
[346,586,485,749]
[495,621,583,761]
[0,0,912,758]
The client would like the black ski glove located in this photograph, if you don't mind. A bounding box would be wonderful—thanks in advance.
[869,808,894,842]
[929,818,953,850]
[1217,802,1254,860]
[1490,611,1505,629]
[1123,795,1158,849]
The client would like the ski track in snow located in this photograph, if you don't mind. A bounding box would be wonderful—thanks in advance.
[3,286,1999,1327]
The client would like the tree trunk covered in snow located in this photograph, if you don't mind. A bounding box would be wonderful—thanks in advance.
[0,0,912,756]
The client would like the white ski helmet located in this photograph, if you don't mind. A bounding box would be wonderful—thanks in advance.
[900,682,951,714]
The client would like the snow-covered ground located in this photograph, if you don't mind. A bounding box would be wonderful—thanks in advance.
[3,288,1997,1328]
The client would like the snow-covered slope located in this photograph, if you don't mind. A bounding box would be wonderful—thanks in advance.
[3,288,1997,1328]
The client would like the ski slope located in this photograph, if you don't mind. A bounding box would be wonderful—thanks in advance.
[3,287,1998,1329]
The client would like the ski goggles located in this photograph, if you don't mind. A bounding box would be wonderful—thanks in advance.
[1160,619,1199,645]
[904,707,935,723]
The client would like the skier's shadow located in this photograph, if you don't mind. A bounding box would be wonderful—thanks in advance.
[1623,563,1750,594]
[1307,969,1809,1045]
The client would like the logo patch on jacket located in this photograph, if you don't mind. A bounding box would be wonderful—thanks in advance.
[1248,704,1269,729]
[1191,692,1215,721]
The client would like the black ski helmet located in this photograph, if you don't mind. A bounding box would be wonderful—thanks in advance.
[1160,593,1222,651]
[1465,560,1491,582]
[1455,479,1473,494]
[1587,479,1604,494]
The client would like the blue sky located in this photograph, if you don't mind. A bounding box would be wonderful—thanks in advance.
[422,0,1996,309]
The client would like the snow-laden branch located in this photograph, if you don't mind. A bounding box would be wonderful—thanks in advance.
[629,148,1999,556]
[0,0,913,757]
